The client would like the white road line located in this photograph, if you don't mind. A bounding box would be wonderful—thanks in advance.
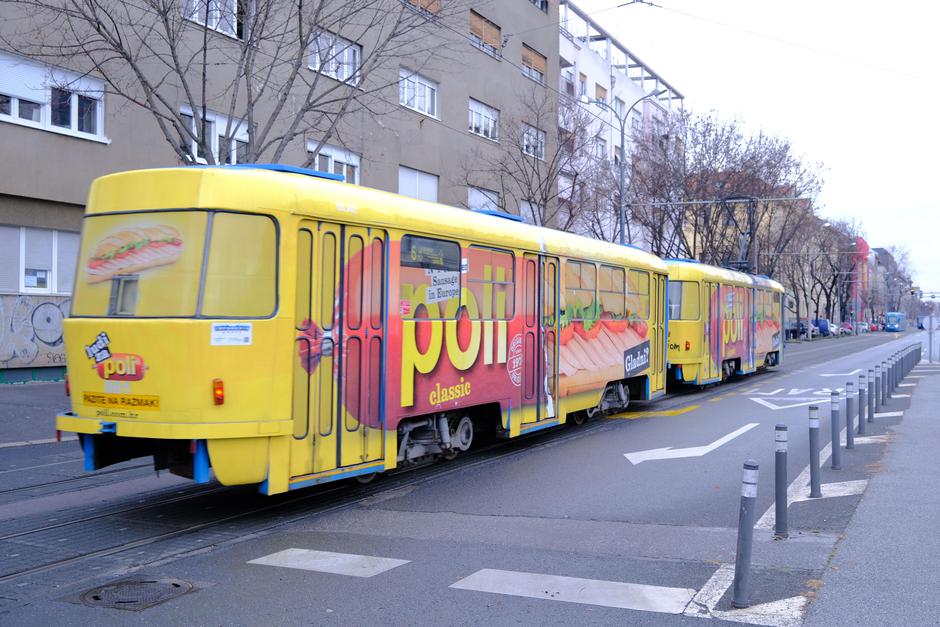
[789,479,868,504]
[907,375,926,378]
[248,548,409,577]
[891,394,911,398]
[683,564,735,617]
[898,383,917,387]
[0,436,78,449]
[874,411,904,418]
[451,568,696,613]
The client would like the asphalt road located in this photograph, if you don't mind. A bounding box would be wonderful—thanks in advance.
[0,330,926,625]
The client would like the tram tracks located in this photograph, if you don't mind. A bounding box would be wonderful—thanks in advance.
[0,419,611,587]
[0,461,152,497]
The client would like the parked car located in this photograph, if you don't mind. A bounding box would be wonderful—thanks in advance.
[839,322,853,335]
[870,322,879,332]
[813,319,832,336]
[855,322,870,334]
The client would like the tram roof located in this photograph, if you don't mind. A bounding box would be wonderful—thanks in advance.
[86,166,668,273]
[665,258,784,292]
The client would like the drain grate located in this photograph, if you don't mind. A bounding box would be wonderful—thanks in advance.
[80,578,194,611]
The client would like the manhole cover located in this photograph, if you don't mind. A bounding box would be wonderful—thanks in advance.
[80,578,194,611]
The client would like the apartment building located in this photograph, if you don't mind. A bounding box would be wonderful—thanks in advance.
[557,1,682,241]
[0,0,560,378]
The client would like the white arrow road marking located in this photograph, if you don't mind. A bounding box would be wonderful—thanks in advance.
[874,411,904,418]
[899,383,916,387]
[624,423,759,464]
[711,595,810,626]
[892,393,911,398]
[820,369,861,377]
[855,435,890,445]
[750,398,820,411]
[789,479,868,504]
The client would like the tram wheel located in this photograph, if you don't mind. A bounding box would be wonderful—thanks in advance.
[355,472,379,484]
[570,411,587,426]
[441,449,459,461]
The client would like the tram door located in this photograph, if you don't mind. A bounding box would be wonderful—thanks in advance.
[650,274,667,393]
[291,222,386,479]
[522,254,559,423]
[705,281,721,381]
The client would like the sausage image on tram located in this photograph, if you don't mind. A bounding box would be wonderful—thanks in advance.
[665,259,784,386]
[57,165,671,495]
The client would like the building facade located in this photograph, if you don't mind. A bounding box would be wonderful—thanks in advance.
[0,0,561,377]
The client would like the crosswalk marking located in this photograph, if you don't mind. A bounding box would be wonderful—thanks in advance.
[248,548,409,577]
[451,568,695,613]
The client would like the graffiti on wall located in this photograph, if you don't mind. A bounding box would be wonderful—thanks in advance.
[0,295,71,369]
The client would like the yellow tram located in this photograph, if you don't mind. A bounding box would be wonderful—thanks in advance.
[666,259,784,385]
[58,165,668,494]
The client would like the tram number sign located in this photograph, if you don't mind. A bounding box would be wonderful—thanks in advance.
[624,340,651,378]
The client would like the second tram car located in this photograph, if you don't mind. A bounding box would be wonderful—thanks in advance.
[666,259,784,386]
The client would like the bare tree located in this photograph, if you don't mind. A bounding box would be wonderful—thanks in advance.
[628,111,823,268]
[0,0,465,164]
[459,90,609,231]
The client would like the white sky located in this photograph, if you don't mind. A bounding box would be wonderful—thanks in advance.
[576,0,940,292]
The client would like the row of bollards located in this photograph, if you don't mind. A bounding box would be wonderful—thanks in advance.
[731,342,922,608]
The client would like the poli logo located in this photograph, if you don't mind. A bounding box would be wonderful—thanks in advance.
[96,353,146,381]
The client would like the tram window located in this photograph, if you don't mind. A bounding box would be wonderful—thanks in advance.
[667,280,699,320]
[543,260,556,325]
[564,260,596,320]
[599,265,625,318]
[400,235,460,320]
[320,232,337,329]
[627,269,650,319]
[524,258,536,326]
[295,229,313,330]
[72,210,207,317]
[202,213,277,317]
[467,246,514,320]
[370,237,385,329]
[346,235,364,330]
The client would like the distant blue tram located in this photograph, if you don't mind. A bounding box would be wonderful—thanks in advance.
[885,311,907,332]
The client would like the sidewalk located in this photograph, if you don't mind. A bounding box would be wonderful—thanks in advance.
[804,364,940,626]
[0,381,67,445]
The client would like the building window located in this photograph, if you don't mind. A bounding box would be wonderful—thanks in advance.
[0,51,106,141]
[180,105,248,165]
[398,166,438,202]
[310,31,361,85]
[399,69,438,117]
[468,98,499,141]
[405,0,441,16]
[7,227,79,295]
[594,83,607,104]
[468,186,500,212]
[614,97,625,118]
[307,140,360,184]
[631,113,641,131]
[181,0,245,39]
[578,72,587,97]
[595,136,607,159]
[521,45,546,84]
[528,0,549,12]
[522,123,545,160]
[614,145,622,165]
[561,68,575,97]
[469,11,501,57]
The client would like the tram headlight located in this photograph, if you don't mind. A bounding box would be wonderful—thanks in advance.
[212,378,225,405]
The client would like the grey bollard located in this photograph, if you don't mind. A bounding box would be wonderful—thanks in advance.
[830,391,842,469]
[845,382,855,450]
[867,369,876,424]
[732,459,759,608]
[808,406,822,498]
[775,424,788,539]
[881,361,888,406]
[875,364,882,408]
[858,374,867,435]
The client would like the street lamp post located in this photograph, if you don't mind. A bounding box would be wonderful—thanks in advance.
[583,88,666,246]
